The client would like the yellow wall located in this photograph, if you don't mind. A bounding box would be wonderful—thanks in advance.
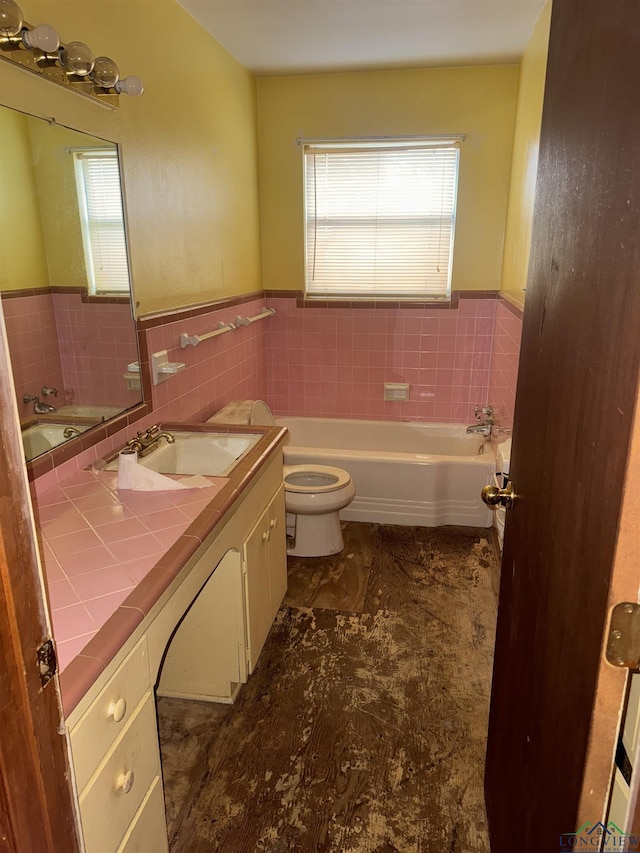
[499,0,552,308]
[0,0,262,315]
[27,120,96,289]
[0,108,49,291]
[256,65,519,293]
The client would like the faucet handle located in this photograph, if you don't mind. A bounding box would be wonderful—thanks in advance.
[23,394,39,404]
[475,404,493,421]
[41,386,58,397]
[481,406,494,423]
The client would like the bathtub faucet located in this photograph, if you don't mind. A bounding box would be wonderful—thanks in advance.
[23,393,57,414]
[466,405,493,436]
[126,424,175,457]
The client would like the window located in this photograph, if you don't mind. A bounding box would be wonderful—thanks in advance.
[72,149,130,295]
[303,139,461,300]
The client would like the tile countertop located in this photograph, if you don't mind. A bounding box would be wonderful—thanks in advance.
[32,423,288,715]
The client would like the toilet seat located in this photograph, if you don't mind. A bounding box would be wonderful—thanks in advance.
[283,464,352,494]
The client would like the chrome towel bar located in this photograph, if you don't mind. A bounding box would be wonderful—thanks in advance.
[179,322,236,348]
[235,307,276,327]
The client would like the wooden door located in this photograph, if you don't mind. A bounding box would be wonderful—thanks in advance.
[485,1,640,848]
[0,317,79,850]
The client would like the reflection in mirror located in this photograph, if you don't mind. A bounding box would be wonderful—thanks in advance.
[0,105,142,461]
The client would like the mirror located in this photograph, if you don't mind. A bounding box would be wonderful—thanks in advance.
[0,105,143,461]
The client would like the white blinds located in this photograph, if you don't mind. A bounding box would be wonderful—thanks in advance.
[73,150,130,294]
[304,142,460,300]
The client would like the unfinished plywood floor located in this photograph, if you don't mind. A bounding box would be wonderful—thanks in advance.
[158,523,498,853]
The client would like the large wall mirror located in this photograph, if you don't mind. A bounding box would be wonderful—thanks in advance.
[0,105,145,463]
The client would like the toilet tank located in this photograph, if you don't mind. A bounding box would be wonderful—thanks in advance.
[207,400,275,426]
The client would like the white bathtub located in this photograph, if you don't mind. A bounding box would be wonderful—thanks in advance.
[275,416,494,528]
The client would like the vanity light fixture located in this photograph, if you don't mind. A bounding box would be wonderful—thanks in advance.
[114,75,144,98]
[0,0,144,106]
[0,0,24,37]
[90,55,118,88]
[59,40,95,76]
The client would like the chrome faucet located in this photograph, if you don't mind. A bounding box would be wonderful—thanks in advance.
[466,405,493,436]
[23,393,57,415]
[125,424,175,458]
[41,386,58,398]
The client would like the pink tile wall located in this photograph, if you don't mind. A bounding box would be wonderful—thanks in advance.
[52,293,140,409]
[488,300,523,429]
[31,297,270,499]
[31,294,526,499]
[2,293,65,420]
[145,297,268,422]
[265,297,497,423]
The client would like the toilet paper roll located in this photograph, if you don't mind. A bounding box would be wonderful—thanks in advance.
[116,449,139,491]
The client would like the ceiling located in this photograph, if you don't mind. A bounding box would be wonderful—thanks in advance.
[177,0,547,77]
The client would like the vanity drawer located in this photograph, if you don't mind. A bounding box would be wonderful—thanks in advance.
[116,775,168,853]
[79,692,160,853]
[71,637,151,791]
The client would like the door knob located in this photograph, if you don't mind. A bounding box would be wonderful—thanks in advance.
[481,481,515,509]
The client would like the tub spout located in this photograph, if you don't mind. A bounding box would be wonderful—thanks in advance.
[466,422,492,436]
[467,404,493,436]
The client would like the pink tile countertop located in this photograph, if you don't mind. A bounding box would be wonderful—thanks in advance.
[32,424,288,716]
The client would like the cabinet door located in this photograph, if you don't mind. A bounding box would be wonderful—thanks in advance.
[156,550,246,700]
[243,508,273,674]
[266,486,287,618]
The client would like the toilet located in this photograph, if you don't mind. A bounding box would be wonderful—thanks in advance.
[208,401,355,557]
[283,464,356,557]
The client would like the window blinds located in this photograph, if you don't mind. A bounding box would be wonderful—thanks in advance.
[304,142,460,300]
[73,150,130,294]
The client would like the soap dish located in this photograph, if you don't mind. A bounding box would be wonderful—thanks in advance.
[151,350,186,385]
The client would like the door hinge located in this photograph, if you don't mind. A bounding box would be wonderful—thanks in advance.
[606,603,640,670]
[37,638,58,686]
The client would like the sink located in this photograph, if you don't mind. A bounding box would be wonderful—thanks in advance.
[21,422,91,459]
[109,432,261,477]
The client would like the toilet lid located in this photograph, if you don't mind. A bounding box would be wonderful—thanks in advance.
[283,464,352,493]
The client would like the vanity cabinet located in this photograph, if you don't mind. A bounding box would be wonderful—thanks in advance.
[71,638,168,853]
[66,448,288,852]
[243,484,287,673]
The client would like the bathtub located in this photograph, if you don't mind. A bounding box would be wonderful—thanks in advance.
[275,416,494,528]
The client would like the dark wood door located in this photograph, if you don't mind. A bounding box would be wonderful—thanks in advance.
[0,319,79,848]
[485,1,640,848]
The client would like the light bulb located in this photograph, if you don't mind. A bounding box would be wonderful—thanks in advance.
[22,23,59,52]
[114,75,144,98]
[60,40,94,76]
[91,55,119,88]
[0,0,23,37]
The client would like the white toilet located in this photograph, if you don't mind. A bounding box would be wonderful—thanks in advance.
[208,401,356,557]
[283,464,356,557]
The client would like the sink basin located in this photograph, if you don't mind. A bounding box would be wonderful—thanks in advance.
[21,422,91,459]
[109,432,261,477]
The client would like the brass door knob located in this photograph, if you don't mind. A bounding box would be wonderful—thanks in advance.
[481,481,515,509]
